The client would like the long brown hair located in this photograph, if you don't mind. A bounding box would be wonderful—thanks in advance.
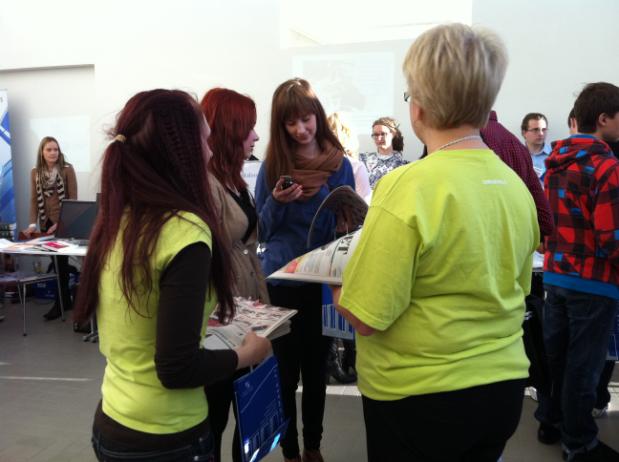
[35,136,71,181]
[73,89,234,324]
[200,88,256,191]
[264,78,343,189]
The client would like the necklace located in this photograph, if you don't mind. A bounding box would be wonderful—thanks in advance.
[434,135,482,152]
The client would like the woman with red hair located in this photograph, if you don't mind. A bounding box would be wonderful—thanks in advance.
[74,89,271,462]
[200,87,270,462]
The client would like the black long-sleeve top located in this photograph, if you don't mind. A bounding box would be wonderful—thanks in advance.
[94,243,238,450]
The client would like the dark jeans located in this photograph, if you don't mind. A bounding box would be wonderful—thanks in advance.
[204,369,247,462]
[362,379,526,462]
[535,285,618,451]
[268,283,330,459]
[92,431,214,462]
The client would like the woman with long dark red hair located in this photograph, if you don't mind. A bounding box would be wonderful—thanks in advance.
[73,89,271,462]
[200,87,269,462]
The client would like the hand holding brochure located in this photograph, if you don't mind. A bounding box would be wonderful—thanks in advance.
[269,229,362,285]
[203,297,297,350]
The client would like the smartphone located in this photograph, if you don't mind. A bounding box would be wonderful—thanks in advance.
[281,175,295,190]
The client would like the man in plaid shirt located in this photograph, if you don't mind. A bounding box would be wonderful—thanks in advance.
[536,82,619,461]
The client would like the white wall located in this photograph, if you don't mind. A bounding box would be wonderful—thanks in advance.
[1,0,618,230]
[473,0,619,143]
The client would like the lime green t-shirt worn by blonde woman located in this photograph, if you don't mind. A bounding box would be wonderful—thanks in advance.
[97,212,216,434]
[340,149,540,401]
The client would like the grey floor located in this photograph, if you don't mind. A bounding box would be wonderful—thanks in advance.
[1,299,618,462]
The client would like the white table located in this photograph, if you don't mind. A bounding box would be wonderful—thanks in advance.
[0,242,87,335]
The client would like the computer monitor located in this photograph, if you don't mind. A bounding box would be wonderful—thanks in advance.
[55,200,98,241]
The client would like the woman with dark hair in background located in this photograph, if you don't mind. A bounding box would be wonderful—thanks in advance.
[201,87,269,462]
[22,136,77,320]
[255,78,354,462]
[360,116,408,188]
[73,89,271,462]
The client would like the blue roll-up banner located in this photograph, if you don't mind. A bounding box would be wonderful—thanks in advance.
[0,90,16,240]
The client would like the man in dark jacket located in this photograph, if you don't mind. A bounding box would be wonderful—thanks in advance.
[535,82,619,461]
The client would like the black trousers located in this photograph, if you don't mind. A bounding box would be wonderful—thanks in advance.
[268,283,330,459]
[42,220,72,311]
[362,379,526,462]
[204,369,247,462]
[52,255,72,309]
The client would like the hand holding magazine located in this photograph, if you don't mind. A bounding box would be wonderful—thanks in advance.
[307,185,367,247]
[269,229,362,286]
[203,297,297,350]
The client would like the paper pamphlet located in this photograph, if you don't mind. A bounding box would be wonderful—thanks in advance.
[203,297,297,350]
[234,355,288,462]
[0,237,80,253]
[269,229,362,286]
[321,284,354,339]
[307,185,368,248]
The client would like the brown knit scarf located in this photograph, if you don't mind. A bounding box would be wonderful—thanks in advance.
[292,142,344,200]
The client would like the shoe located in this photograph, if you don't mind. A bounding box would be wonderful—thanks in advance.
[565,441,619,461]
[526,386,538,401]
[284,457,301,462]
[537,423,561,445]
[73,321,91,333]
[43,305,61,321]
[302,449,324,462]
[592,405,609,418]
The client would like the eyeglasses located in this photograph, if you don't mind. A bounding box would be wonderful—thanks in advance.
[404,91,411,102]
[371,132,390,139]
[526,128,548,134]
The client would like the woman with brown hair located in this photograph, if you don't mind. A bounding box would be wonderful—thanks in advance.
[360,116,408,188]
[255,78,355,462]
[22,136,77,320]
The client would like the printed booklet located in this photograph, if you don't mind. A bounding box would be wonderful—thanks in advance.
[268,229,362,286]
[203,297,297,350]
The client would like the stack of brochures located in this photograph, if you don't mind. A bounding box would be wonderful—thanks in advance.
[203,297,297,350]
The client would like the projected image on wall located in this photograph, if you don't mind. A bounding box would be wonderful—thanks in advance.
[293,52,394,135]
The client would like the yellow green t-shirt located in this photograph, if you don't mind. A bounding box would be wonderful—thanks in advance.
[340,149,540,401]
[98,211,216,433]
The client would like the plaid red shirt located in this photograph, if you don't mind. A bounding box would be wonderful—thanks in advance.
[543,135,619,295]
[481,111,554,238]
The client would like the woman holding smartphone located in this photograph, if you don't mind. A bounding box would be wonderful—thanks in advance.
[255,78,355,462]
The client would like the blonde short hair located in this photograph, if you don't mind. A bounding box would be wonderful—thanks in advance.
[402,23,507,129]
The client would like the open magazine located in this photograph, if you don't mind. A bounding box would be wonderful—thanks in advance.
[269,229,362,286]
[203,297,297,350]
[269,228,544,286]
[307,185,368,248]
[0,237,81,253]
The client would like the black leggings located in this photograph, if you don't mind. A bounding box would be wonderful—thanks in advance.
[268,283,331,459]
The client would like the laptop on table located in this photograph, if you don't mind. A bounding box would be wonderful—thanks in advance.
[54,200,98,246]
